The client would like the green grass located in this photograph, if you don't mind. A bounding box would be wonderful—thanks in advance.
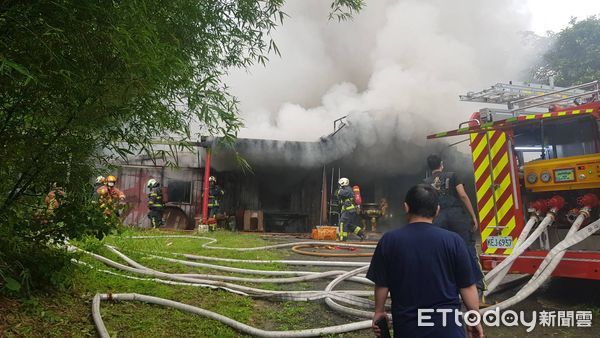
[0,228,372,337]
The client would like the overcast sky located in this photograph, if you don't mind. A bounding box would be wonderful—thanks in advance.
[526,0,600,34]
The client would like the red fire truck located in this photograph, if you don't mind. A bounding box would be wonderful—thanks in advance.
[428,81,600,281]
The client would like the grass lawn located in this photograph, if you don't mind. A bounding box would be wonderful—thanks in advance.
[3,228,596,337]
[0,228,371,337]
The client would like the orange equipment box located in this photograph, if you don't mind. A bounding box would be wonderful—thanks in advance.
[311,226,338,240]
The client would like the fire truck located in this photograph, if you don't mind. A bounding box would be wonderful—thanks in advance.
[428,81,600,286]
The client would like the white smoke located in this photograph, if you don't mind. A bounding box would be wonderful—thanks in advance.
[228,0,537,142]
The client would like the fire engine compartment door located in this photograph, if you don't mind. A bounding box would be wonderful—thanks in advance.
[470,130,521,255]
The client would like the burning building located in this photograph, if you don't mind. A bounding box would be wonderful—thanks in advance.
[114,113,472,233]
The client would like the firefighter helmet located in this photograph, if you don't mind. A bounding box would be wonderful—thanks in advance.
[209,176,216,183]
[147,178,158,188]
[106,175,117,187]
[338,178,350,187]
[96,176,105,185]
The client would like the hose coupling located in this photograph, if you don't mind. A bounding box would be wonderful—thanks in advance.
[547,195,566,214]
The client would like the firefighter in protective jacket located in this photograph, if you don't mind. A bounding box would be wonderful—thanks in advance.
[147,178,164,228]
[207,176,224,231]
[336,178,365,241]
[97,175,125,216]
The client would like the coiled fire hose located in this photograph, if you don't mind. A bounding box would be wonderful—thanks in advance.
[290,244,374,257]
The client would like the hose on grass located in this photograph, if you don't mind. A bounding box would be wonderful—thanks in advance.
[84,235,389,337]
[92,293,372,338]
[94,224,600,335]
[107,245,372,285]
[140,250,370,283]
[323,265,374,319]
[290,244,373,257]
[83,235,382,337]
[179,252,370,267]
[90,225,600,336]
[125,235,378,251]
[74,259,249,294]
[80,246,375,302]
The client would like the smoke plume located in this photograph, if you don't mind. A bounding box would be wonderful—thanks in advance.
[225,0,539,170]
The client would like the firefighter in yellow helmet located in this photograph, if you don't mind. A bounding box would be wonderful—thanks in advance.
[98,175,125,216]
[105,175,125,200]
[336,178,365,241]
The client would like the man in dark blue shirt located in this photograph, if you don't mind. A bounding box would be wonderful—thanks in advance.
[367,184,484,338]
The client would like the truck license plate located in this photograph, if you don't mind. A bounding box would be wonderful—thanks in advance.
[486,236,513,249]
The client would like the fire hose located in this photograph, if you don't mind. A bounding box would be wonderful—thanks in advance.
[86,211,599,334]
[78,237,384,337]
[527,194,599,284]
[93,292,372,338]
[126,235,377,251]
[127,235,377,258]
[140,252,372,284]
[482,216,600,313]
[79,246,374,302]
[484,211,556,294]
[483,215,539,295]
[179,252,369,267]
[290,244,374,257]
[525,209,589,284]
[484,196,566,295]
[485,195,598,297]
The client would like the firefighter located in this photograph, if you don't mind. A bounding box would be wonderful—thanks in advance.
[98,175,125,216]
[45,183,65,215]
[105,175,126,201]
[424,154,485,295]
[336,178,365,241]
[146,178,164,228]
[92,176,105,200]
[94,176,105,190]
[207,176,224,231]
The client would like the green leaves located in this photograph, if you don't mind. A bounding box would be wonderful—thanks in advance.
[534,16,600,86]
[329,0,365,22]
[0,0,363,296]
[0,57,33,79]
[4,276,22,292]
